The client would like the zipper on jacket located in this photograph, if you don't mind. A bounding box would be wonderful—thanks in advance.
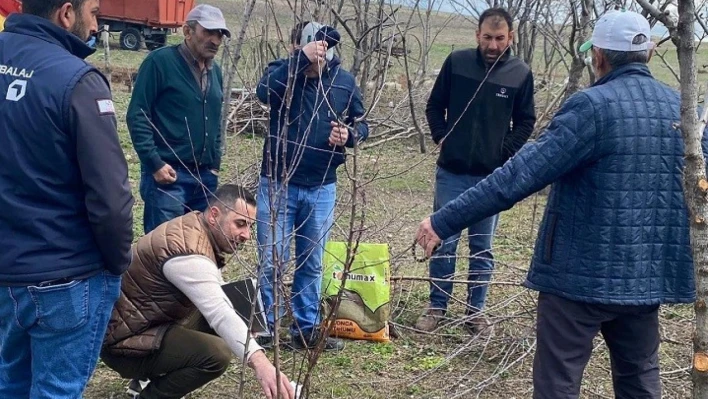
[199,70,208,166]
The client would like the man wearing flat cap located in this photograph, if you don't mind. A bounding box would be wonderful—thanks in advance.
[127,4,232,234]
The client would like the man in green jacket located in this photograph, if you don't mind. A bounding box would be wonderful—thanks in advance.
[127,4,230,233]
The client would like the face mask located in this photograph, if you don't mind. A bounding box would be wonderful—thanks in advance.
[86,35,97,49]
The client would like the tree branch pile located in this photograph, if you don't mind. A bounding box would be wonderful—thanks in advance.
[223,88,270,138]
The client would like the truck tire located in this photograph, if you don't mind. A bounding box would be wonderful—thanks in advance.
[146,34,167,51]
[120,28,142,51]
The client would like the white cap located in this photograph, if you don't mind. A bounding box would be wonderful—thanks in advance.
[299,21,334,61]
[579,10,651,52]
[186,4,231,38]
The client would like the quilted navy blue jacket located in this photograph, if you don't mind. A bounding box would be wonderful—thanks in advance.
[430,63,699,305]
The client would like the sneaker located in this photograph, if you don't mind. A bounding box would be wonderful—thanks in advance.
[126,379,149,398]
[127,379,186,399]
[414,308,444,332]
[288,333,345,351]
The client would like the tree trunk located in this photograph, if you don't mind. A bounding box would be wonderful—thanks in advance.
[102,25,111,84]
[564,0,592,101]
[219,0,258,152]
[349,1,366,80]
[420,4,432,79]
[676,0,708,397]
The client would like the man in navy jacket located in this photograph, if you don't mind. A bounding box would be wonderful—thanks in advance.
[0,0,133,397]
[256,22,368,351]
[416,10,697,399]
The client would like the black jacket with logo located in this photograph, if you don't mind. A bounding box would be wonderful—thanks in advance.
[426,47,536,176]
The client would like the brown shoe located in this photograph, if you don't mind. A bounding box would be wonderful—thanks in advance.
[464,314,493,337]
[414,308,445,332]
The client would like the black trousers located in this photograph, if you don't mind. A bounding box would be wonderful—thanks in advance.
[533,293,661,399]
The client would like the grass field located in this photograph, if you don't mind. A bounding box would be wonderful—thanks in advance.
[82,1,696,397]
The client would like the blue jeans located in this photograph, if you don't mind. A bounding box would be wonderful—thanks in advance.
[0,271,121,398]
[140,164,218,234]
[429,167,499,313]
[256,177,336,339]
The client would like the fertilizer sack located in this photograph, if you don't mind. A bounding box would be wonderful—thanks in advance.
[321,241,390,342]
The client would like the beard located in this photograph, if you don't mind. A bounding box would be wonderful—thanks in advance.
[70,16,89,42]
[216,220,246,254]
[481,47,503,65]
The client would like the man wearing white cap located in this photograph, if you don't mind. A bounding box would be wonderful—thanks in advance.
[127,4,231,235]
[415,9,701,398]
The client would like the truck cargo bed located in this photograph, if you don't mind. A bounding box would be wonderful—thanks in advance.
[99,0,193,28]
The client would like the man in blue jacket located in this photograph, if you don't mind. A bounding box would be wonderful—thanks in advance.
[256,22,369,351]
[416,10,694,398]
[0,0,134,397]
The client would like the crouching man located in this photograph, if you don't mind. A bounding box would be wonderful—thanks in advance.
[100,184,295,399]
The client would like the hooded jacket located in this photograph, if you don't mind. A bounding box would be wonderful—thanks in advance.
[256,49,369,187]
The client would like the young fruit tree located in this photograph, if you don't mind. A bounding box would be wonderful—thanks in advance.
[668,0,708,396]
[637,0,708,394]
[671,0,708,396]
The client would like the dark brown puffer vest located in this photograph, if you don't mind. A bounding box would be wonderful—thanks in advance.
[102,211,224,357]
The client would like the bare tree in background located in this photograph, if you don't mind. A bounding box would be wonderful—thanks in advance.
[563,0,594,100]
[404,0,460,81]
[450,0,537,64]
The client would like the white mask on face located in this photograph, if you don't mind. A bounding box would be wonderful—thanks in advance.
[300,22,334,61]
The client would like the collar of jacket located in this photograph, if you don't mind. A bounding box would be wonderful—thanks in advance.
[320,58,342,82]
[3,13,95,59]
[178,41,214,71]
[592,62,652,87]
[198,213,226,269]
[475,46,511,69]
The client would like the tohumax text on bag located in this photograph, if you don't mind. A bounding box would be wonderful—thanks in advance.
[321,241,390,342]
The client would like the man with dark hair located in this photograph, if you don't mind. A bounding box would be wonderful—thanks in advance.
[416,6,536,334]
[416,10,697,398]
[101,184,296,399]
[128,4,231,234]
[20,0,82,18]
[0,0,134,397]
[255,21,369,351]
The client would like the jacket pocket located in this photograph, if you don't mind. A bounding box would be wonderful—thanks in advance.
[543,213,559,264]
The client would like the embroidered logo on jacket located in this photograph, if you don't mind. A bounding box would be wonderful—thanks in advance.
[5,79,27,102]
